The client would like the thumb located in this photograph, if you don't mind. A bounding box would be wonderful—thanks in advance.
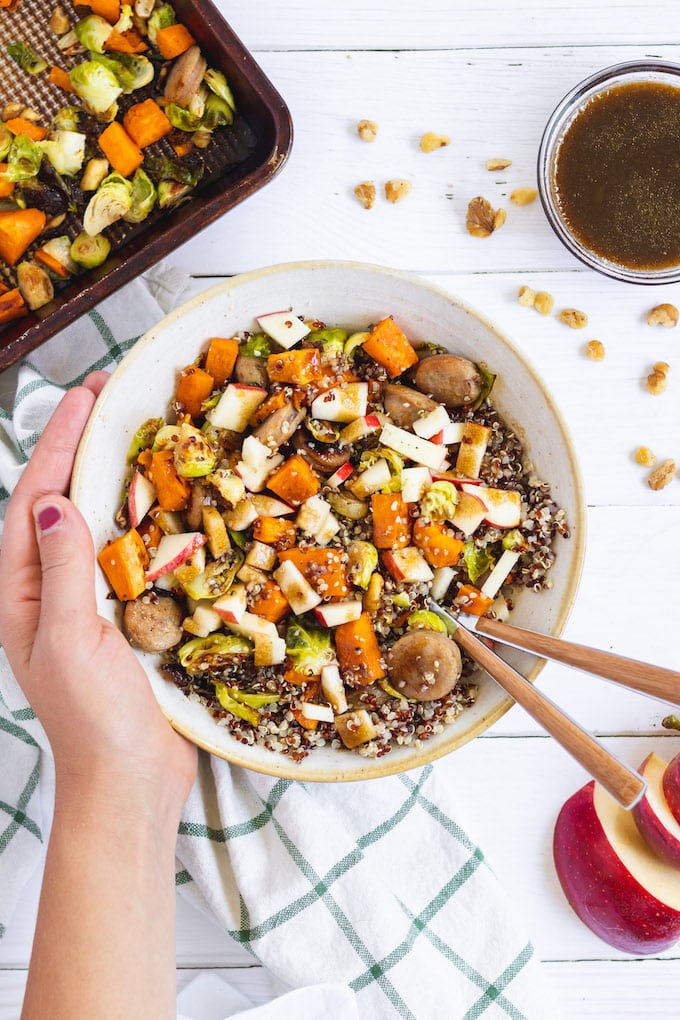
[32,495,99,626]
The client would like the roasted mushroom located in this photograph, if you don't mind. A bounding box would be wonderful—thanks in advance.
[292,429,351,474]
[234,354,269,389]
[253,402,305,451]
[382,382,439,428]
[386,630,462,701]
[412,354,483,408]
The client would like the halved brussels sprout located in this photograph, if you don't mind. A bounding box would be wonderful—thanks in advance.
[71,230,111,269]
[203,68,236,113]
[52,107,82,133]
[0,124,12,162]
[157,180,191,208]
[69,61,123,115]
[16,261,54,311]
[406,610,448,633]
[212,683,259,727]
[1,134,43,182]
[178,633,252,675]
[501,528,528,553]
[173,423,217,478]
[126,417,164,463]
[39,130,87,176]
[462,542,495,584]
[307,327,347,355]
[83,171,132,236]
[74,15,113,53]
[344,331,370,358]
[165,102,203,133]
[7,41,48,75]
[90,52,155,93]
[179,548,244,601]
[223,688,280,709]
[113,3,133,34]
[285,621,335,677]
[147,3,176,45]
[201,94,234,130]
[306,419,340,444]
[347,540,379,589]
[124,167,156,224]
[420,481,459,523]
[471,363,496,411]
[239,332,273,358]
[144,155,203,187]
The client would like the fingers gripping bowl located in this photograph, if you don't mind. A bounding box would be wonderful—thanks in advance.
[71,262,585,781]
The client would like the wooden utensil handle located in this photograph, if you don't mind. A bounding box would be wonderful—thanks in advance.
[455,626,646,809]
[475,617,680,706]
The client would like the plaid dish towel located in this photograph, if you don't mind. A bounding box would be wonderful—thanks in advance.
[0,270,548,1020]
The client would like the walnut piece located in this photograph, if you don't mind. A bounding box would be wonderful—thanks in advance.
[654,361,670,375]
[648,458,676,490]
[486,158,512,171]
[357,119,378,143]
[420,132,450,152]
[466,196,504,238]
[647,303,678,328]
[559,308,588,329]
[518,285,536,307]
[510,187,539,206]
[2,102,24,122]
[635,446,657,467]
[354,181,376,210]
[385,179,411,203]
[585,340,605,361]
[646,370,668,395]
[49,5,70,33]
[534,291,554,316]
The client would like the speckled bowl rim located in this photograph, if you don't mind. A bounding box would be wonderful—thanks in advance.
[72,260,586,782]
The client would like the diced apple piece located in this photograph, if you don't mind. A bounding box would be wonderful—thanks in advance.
[451,490,488,538]
[146,531,207,582]
[207,384,268,432]
[310,382,368,423]
[222,498,259,531]
[461,483,522,528]
[236,434,284,493]
[412,404,450,439]
[154,508,185,534]
[480,548,522,599]
[382,547,434,583]
[326,462,354,488]
[173,543,206,584]
[339,415,381,446]
[335,709,379,749]
[316,511,340,546]
[663,753,680,825]
[184,601,224,638]
[213,583,248,624]
[237,563,270,587]
[431,422,466,445]
[349,459,392,499]
[254,632,287,667]
[314,600,363,627]
[251,494,295,517]
[296,494,332,535]
[245,541,278,572]
[431,471,482,488]
[128,469,156,528]
[401,466,432,503]
[379,423,447,471]
[228,611,278,642]
[321,664,348,714]
[201,505,230,559]
[554,779,680,953]
[455,422,491,479]
[633,753,680,867]
[430,565,456,601]
[273,560,322,614]
[256,310,310,349]
[207,468,246,507]
[299,701,334,723]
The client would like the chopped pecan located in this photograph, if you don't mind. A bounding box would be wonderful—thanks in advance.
[385,179,411,203]
[647,458,675,490]
[647,303,678,328]
[559,308,588,329]
[486,158,512,171]
[420,132,450,152]
[354,182,376,209]
[357,119,378,142]
[585,340,605,361]
[534,291,554,316]
[510,187,538,206]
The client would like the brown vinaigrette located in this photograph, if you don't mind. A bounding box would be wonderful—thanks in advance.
[555,81,680,270]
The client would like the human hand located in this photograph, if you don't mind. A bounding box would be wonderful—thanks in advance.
[0,373,197,824]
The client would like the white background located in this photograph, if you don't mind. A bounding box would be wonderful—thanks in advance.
[2,0,680,1016]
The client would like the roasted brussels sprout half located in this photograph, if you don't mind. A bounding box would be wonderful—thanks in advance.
[74,15,113,53]
[172,423,218,478]
[7,41,48,75]
[124,168,156,224]
[69,61,123,116]
[39,130,87,176]
[178,633,252,675]
[90,52,155,93]
[83,171,132,236]
[70,230,111,269]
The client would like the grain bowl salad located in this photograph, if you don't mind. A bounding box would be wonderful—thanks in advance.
[98,311,569,761]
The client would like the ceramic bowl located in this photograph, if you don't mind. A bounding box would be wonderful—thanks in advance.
[71,261,586,781]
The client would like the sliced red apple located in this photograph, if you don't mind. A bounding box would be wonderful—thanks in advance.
[662,753,680,825]
[146,531,207,583]
[401,466,432,503]
[316,510,340,546]
[455,422,491,479]
[430,564,456,600]
[299,701,334,723]
[461,483,521,528]
[314,600,363,627]
[128,470,156,528]
[213,584,248,625]
[236,435,284,492]
[251,494,295,517]
[184,601,223,638]
[349,459,392,499]
[412,404,450,440]
[245,541,277,572]
[296,494,332,535]
[222,498,259,531]
[451,490,488,537]
[326,462,354,488]
[382,547,433,583]
[339,415,381,446]
[153,508,185,535]
[228,611,278,642]
[321,664,348,714]
[254,632,287,667]
[310,382,368,422]
[380,423,447,471]
[633,753,680,867]
[554,779,680,953]
[273,560,322,614]
[256,310,310,349]
[208,383,268,432]
[480,548,521,599]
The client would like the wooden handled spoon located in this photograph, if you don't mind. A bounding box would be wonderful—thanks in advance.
[430,604,646,809]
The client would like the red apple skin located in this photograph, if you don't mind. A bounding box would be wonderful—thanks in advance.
[633,754,680,867]
[663,753,680,825]
[554,781,680,954]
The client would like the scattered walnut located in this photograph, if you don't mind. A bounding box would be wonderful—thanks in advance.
[357,119,378,143]
[635,446,657,467]
[19,107,41,123]
[49,4,70,34]
[2,102,24,122]
[559,308,588,329]
[353,182,376,210]
[654,361,670,375]
[420,132,450,152]
[466,196,503,238]
[493,208,507,230]
[646,370,667,395]
[647,303,678,328]
[486,158,512,171]
[510,187,539,206]
[534,291,554,316]
[585,340,605,361]
[518,285,536,308]
[648,458,676,490]
[385,179,411,203]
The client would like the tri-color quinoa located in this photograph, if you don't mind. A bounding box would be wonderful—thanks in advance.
[98,312,569,762]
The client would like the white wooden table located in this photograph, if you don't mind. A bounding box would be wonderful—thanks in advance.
[2,1,680,1016]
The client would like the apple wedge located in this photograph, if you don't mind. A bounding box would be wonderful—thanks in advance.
[401,466,432,503]
[382,547,433,583]
[256,310,310,349]
[273,560,322,614]
[314,600,363,628]
[554,779,680,953]
[349,459,392,499]
[412,404,450,439]
[310,382,368,423]
[326,462,354,488]
[127,469,156,528]
[662,752,680,825]
[207,384,268,432]
[213,583,248,625]
[339,415,381,446]
[633,753,680,867]
[455,422,491,479]
[462,483,522,529]
[380,423,447,472]
[451,490,488,538]
[146,532,207,583]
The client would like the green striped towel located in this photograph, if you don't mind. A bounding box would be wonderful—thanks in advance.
[0,272,547,1019]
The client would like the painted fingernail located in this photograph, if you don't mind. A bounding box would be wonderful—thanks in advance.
[35,504,62,534]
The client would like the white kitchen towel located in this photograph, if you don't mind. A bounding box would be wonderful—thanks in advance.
[176,973,359,1019]
[0,271,548,1020]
